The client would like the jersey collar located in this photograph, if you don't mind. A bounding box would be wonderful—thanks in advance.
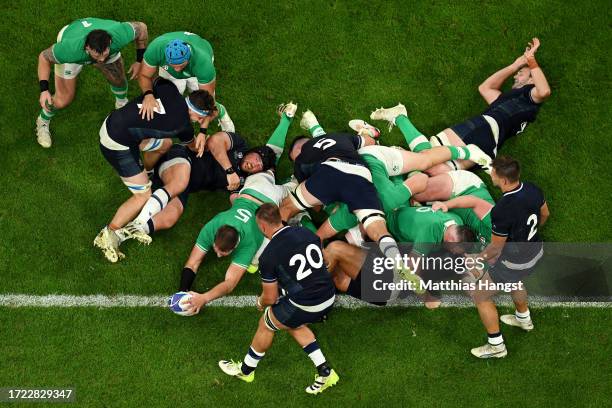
[271,225,290,239]
[503,182,523,197]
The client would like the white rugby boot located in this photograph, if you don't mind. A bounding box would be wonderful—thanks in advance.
[36,117,52,148]
[370,103,408,131]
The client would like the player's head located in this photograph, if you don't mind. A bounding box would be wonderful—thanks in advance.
[513,66,534,88]
[443,225,475,255]
[491,156,521,189]
[165,40,191,71]
[85,30,112,63]
[240,146,276,174]
[213,225,239,257]
[186,90,216,125]
[288,136,309,161]
[255,203,283,237]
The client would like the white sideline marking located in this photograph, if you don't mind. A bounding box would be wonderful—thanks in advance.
[0,294,610,309]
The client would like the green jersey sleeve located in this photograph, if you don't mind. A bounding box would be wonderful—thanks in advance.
[230,235,261,268]
[195,222,215,253]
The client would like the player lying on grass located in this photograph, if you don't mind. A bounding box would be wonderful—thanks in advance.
[174,106,299,308]
[138,31,234,132]
[114,103,297,251]
[370,38,551,173]
[461,156,549,359]
[216,204,339,395]
[93,78,214,262]
[36,18,148,147]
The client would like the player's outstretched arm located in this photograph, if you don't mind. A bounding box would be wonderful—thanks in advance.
[37,47,57,109]
[524,38,551,103]
[127,22,148,80]
[203,264,247,303]
[478,55,527,105]
[434,196,493,220]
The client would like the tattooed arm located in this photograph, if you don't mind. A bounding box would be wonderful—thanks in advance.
[128,21,148,79]
[38,46,58,109]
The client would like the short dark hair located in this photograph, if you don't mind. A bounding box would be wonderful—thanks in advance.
[288,136,309,161]
[492,155,520,183]
[188,90,216,112]
[85,30,112,54]
[256,203,282,225]
[214,225,239,252]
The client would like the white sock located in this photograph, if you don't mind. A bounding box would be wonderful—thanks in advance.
[487,332,504,346]
[135,188,170,225]
[515,309,531,322]
[378,235,401,260]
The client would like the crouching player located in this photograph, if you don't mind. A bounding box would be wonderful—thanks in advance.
[218,204,339,394]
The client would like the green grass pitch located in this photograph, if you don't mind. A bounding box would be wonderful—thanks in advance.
[0,0,611,406]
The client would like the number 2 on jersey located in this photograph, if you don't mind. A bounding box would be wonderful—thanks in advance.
[289,244,323,280]
[526,213,538,241]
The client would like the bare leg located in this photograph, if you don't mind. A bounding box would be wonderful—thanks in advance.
[150,198,184,231]
[141,138,173,170]
[108,171,151,229]
[510,288,529,313]
[412,173,453,202]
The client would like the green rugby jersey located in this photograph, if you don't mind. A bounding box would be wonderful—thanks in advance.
[195,198,263,268]
[52,18,135,64]
[144,31,215,84]
[387,206,464,255]
[451,184,494,249]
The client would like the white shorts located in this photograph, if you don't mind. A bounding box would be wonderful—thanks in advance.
[448,170,485,197]
[358,145,405,176]
[158,68,200,94]
[99,117,129,150]
[239,171,290,205]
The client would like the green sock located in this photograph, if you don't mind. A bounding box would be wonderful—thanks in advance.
[309,124,326,138]
[447,146,471,160]
[396,115,431,152]
[300,216,317,234]
[111,82,128,101]
[266,113,293,164]
[39,105,57,123]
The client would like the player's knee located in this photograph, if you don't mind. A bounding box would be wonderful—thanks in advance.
[354,209,385,230]
[263,306,281,332]
[407,173,429,195]
[124,180,152,195]
[52,93,74,109]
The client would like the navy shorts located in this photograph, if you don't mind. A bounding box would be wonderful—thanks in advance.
[100,144,142,178]
[152,145,191,207]
[489,261,536,284]
[305,164,382,212]
[271,296,332,328]
[451,115,497,158]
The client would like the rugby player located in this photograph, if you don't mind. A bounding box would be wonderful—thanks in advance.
[217,204,339,394]
[93,78,215,262]
[116,103,297,247]
[370,38,551,172]
[463,156,549,358]
[138,31,234,131]
[36,18,148,147]
[415,170,494,250]
[180,173,298,311]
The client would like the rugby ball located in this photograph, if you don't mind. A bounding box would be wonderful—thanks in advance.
[168,292,195,316]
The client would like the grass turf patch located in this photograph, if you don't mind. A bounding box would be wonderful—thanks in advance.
[1,307,610,407]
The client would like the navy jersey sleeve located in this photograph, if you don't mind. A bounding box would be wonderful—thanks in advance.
[259,253,277,283]
[491,204,512,237]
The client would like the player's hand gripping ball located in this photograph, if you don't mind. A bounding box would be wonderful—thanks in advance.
[168,292,196,316]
